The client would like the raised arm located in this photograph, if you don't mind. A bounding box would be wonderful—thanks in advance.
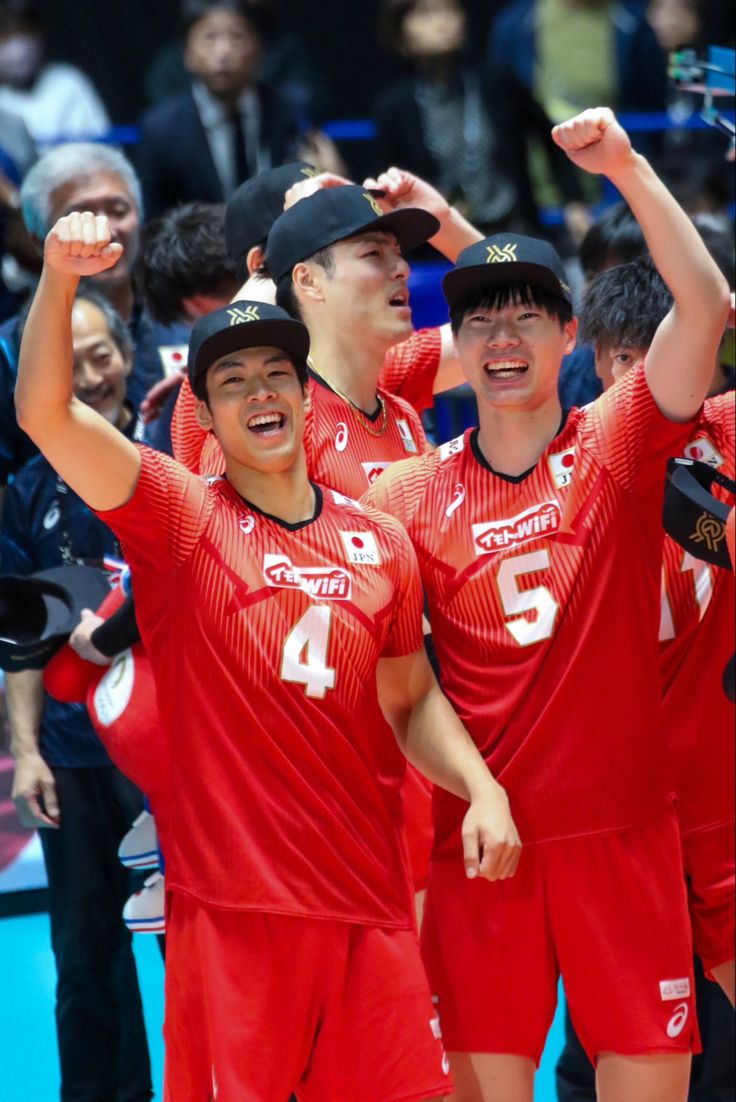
[14,212,141,511]
[553,108,731,422]
[378,647,521,881]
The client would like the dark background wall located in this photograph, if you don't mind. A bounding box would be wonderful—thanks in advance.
[37,0,502,123]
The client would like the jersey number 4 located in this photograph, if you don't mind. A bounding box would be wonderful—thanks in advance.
[280,606,336,699]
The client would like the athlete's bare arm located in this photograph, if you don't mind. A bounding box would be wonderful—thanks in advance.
[7,669,60,829]
[553,108,731,423]
[377,647,521,881]
[15,212,141,511]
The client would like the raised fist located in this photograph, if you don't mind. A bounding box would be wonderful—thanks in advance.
[45,211,124,276]
[552,108,634,178]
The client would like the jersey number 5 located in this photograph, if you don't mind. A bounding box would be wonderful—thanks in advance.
[281,606,336,699]
[497,550,559,646]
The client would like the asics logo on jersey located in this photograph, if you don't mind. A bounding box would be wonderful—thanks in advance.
[486,243,518,263]
[445,483,466,518]
[335,422,349,452]
[666,1002,689,1038]
[691,511,725,554]
[659,977,691,1001]
[239,515,255,535]
[473,501,561,556]
[263,554,352,600]
[363,192,384,217]
[227,304,260,325]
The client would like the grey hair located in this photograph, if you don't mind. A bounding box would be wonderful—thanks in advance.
[20,143,143,239]
[18,283,135,363]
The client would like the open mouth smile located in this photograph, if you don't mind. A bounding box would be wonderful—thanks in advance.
[246,411,287,436]
[483,360,529,380]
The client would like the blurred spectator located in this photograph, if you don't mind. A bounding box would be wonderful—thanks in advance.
[0,142,187,484]
[0,104,37,321]
[487,0,668,121]
[0,0,110,142]
[145,0,328,127]
[136,0,300,218]
[373,0,589,237]
[3,287,153,1102]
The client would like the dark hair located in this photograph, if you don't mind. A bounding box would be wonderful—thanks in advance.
[380,0,464,54]
[692,216,736,290]
[273,246,335,322]
[580,257,672,351]
[180,0,270,41]
[0,0,43,36]
[449,283,573,334]
[579,202,646,280]
[137,201,239,325]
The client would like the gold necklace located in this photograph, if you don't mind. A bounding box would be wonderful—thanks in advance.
[308,357,389,437]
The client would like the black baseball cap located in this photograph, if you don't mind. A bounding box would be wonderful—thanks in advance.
[225,162,317,261]
[0,565,111,671]
[443,234,573,312]
[187,300,310,398]
[664,457,735,571]
[265,185,440,282]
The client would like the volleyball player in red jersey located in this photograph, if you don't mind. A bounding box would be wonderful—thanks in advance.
[169,186,475,894]
[365,108,732,1102]
[582,256,735,1004]
[16,214,521,1101]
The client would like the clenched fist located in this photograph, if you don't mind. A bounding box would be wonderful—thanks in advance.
[552,107,635,178]
[45,211,124,276]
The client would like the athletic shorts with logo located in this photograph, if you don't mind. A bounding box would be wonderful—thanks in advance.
[164,892,451,1102]
[422,808,700,1064]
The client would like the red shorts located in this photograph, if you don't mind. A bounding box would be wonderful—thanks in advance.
[164,892,451,1101]
[422,808,700,1064]
[681,819,735,976]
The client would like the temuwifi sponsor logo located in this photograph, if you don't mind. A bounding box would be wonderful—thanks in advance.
[473,501,561,556]
[263,554,352,600]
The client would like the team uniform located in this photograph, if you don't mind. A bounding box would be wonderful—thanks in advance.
[659,392,735,976]
[377,326,442,415]
[171,362,436,887]
[365,366,700,1062]
[97,446,450,1100]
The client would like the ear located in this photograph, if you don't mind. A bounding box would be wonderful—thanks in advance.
[303,387,312,413]
[563,316,578,357]
[247,244,265,276]
[292,261,326,307]
[194,397,213,432]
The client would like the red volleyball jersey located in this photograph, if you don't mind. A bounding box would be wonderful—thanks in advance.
[378,327,442,414]
[97,447,425,927]
[658,392,735,834]
[171,373,429,498]
[366,367,694,851]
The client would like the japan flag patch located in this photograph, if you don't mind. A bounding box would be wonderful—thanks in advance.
[684,437,724,468]
[548,446,576,488]
[340,530,381,565]
[157,345,188,376]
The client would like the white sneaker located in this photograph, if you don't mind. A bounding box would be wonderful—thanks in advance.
[123,871,165,934]
[118,810,159,869]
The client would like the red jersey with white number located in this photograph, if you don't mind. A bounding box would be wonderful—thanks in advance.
[366,367,694,850]
[97,447,424,926]
[171,373,429,498]
[658,392,735,834]
[378,327,442,415]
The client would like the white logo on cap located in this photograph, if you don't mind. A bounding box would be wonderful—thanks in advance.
[93,650,135,726]
[227,304,260,325]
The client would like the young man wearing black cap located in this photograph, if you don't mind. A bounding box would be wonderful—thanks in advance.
[366,108,731,1102]
[15,210,521,1100]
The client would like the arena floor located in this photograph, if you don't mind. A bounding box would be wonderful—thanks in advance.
[0,910,566,1099]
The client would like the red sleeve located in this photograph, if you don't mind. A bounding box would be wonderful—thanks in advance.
[704,392,736,456]
[171,375,208,474]
[378,327,442,415]
[581,364,698,497]
[376,514,425,658]
[96,447,212,572]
